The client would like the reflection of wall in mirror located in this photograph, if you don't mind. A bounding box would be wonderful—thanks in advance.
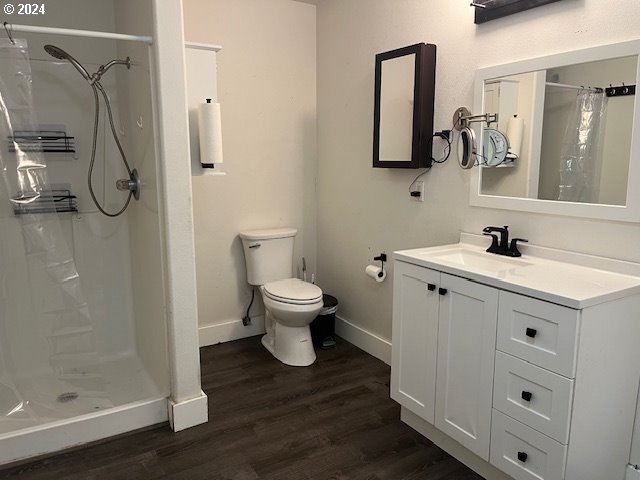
[379,54,415,162]
[538,56,637,205]
[481,72,538,198]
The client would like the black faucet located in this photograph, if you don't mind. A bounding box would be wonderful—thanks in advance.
[482,226,528,257]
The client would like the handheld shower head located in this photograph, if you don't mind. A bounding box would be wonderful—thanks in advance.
[43,44,67,60]
[43,44,91,82]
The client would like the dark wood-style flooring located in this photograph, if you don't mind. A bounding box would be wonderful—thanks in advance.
[0,336,483,479]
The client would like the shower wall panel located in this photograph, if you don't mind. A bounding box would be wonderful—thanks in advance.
[115,0,170,394]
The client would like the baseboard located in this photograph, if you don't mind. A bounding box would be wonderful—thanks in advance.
[627,464,640,480]
[169,391,208,432]
[335,315,391,365]
[198,315,265,347]
[401,407,512,480]
[199,314,392,366]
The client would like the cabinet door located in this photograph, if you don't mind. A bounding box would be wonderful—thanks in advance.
[391,261,440,423]
[435,273,499,460]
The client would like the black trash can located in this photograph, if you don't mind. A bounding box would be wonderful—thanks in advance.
[311,294,338,349]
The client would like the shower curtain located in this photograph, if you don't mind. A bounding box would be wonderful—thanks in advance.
[557,89,608,203]
[0,38,108,429]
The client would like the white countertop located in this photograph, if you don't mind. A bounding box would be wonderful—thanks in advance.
[394,234,640,309]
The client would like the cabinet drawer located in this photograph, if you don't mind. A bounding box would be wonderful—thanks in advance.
[491,410,567,480]
[493,351,574,444]
[497,291,579,378]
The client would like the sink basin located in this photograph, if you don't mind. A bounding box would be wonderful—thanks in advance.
[419,247,532,274]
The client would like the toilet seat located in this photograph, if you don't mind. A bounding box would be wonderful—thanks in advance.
[263,278,322,305]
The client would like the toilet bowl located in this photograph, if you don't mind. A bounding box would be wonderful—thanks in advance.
[239,228,323,367]
[261,279,323,366]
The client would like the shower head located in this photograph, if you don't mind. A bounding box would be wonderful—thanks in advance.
[43,44,68,60]
[43,44,91,82]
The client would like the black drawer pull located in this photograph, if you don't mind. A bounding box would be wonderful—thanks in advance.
[517,451,528,463]
[427,283,436,291]
[521,391,533,402]
[438,288,448,296]
[525,327,537,338]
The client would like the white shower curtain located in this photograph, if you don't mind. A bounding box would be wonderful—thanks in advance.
[557,90,608,203]
[0,38,109,429]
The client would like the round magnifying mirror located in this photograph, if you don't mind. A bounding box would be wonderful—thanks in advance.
[483,129,510,167]
[457,127,477,169]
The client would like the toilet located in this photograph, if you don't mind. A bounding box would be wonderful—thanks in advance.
[239,228,323,366]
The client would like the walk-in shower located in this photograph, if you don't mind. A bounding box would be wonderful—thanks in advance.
[0,2,173,465]
[44,44,140,217]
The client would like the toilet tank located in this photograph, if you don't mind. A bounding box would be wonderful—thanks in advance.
[239,228,297,286]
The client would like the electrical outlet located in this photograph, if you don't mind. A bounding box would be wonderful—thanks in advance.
[411,181,425,202]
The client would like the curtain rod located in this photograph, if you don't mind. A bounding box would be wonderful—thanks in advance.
[3,22,152,44]
[546,81,603,94]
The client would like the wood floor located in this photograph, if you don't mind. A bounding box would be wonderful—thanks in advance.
[0,336,483,480]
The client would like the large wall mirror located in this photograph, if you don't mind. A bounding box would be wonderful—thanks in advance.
[470,40,640,222]
[373,43,436,169]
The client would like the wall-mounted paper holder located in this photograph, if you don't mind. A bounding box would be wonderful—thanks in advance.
[373,253,387,273]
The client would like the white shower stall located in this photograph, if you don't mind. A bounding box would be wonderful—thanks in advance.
[0,0,205,465]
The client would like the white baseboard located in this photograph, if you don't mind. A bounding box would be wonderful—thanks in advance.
[627,464,640,480]
[199,314,392,366]
[169,391,208,432]
[335,315,391,365]
[198,315,265,347]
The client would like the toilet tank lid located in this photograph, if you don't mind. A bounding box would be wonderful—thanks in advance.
[239,227,297,241]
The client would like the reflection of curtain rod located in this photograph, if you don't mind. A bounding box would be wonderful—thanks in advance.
[546,81,603,94]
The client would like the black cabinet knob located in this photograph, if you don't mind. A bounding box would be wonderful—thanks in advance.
[517,451,528,463]
[438,288,448,296]
[525,327,537,338]
[521,391,533,402]
[427,283,436,291]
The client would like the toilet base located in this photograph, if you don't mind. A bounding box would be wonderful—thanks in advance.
[261,322,316,367]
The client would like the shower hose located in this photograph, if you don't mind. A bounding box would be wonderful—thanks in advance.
[88,81,133,217]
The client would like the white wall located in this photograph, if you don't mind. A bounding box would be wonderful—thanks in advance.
[183,0,317,344]
[317,0,640,341]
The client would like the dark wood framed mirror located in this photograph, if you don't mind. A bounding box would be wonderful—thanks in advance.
[373,43,436,169]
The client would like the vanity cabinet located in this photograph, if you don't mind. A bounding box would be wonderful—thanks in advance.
[434,274,498,460]
[391,248,640,480]
[391,262,498,460]
[391,262,439,422]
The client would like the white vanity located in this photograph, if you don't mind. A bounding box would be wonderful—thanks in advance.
[391,234,640,480]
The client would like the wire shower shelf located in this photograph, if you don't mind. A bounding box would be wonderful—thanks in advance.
[12,188,78,215]
[8,128,75,153]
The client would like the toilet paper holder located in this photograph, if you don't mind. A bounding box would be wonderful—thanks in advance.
[373,253,387,273]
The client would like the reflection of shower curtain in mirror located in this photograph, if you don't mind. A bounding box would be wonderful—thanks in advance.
[557,90,607,203]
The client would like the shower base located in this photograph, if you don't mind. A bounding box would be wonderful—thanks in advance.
[0,353,168,465]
